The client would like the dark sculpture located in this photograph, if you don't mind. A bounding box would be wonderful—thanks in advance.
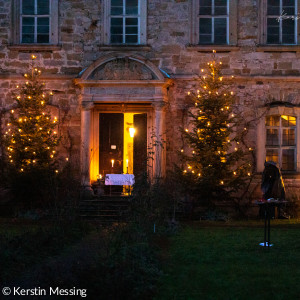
[261,161,288,219]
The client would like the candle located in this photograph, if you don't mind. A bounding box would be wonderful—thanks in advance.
[126,159,129,168]
[111,159,114,168]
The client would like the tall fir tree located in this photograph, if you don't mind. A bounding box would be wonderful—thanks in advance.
[5,55,59,174]
[180,51,252,206]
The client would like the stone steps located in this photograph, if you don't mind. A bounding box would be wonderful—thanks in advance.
[79,196,131,222]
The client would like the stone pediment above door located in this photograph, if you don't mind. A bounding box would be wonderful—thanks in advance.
[78,53,166,82]
[89,57,156,80]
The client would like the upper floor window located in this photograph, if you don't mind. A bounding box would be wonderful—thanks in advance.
[103,0,147,45]
[199,0,229,44]
[12,0,58,45]
[267,0,297,44]
[191,0,237,45]
[21,0,50,43]
[265,115,297,171]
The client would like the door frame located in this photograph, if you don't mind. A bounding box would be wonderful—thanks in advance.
[90,103,154,183]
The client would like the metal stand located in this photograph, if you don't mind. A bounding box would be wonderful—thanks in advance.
[261,203,272,248]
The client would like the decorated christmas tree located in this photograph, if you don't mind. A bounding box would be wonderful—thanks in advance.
[180,51,252,206]
[5,55,59,174]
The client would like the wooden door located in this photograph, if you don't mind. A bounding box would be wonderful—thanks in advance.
[99,113,124,176]
[133,113,147,177]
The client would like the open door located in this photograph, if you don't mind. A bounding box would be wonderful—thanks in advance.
[133,113,148,178]
[99,113,124,176]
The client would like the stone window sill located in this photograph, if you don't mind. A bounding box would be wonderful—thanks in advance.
[256,45,300,52]
[99,45,152,51]
[8,44,62,52]
[186,45,240,52]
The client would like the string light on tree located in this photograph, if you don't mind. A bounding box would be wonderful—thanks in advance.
[4,54,59,172]
[180,50,253,206]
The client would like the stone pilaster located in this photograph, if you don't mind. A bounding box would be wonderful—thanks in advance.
[152,101,166,180]
[80,101,94,197]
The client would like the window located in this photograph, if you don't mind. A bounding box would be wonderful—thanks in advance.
[267,0,297,44]
[265,115,297,171]
[103,0,147,45]
[191,0,237,45]
[12,0,58,45]
[260,0,300,45]
[21,0,50,43]
[198,0,228,44]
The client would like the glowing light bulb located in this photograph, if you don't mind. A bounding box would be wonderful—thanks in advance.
[31,54,36,59]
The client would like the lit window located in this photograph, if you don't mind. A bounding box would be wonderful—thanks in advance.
[266,0,297,44]
[266,115,296,171]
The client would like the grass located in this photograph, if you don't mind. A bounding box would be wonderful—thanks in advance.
[155,221,300,300]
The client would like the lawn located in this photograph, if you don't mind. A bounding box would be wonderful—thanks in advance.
[155,221,300,300]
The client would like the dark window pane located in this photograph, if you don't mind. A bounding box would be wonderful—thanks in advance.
[111,7,123,15]
[37,26,49,34]
[126,26,138,34]
[214,18,227,44]
[266,129,279,145]
[282,19,295,44]
[125,35,138,43]
[126,0,138,14]
[283,0,295,15]
[37,18,49,35]
[282,149,295,170]
[37,0,49,15]
[199,18,212,44]
[37,17,49,26]
[111,18,123,26]
[199,18,212,34]
[215,0,227,15]
[199,0,212,15]
[111,34,123,43]
[126,18,138,25]
[22,26,34,34]
[22,17,34,26]
[267,18,280,44]
[112,0,123,5]
[282,129,295,146]
[22,0,35,14]
[267,0,280,15]
[22,34,34,43]
[111,26,123,34]
[266,149,279,164]
[37,34,49,43]
[266,115,280,126]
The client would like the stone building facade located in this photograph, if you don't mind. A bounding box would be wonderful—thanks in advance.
[1,0,300,201]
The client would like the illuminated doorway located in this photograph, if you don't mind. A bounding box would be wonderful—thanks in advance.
[99,112,147,193]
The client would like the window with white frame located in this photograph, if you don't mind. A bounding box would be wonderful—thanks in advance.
[266,0,297,44]
[12,0,58,45]
[265,115,297,171]
[21,0,50,43]
[198,0,229,44]
[109,0,143,44]
[191,0,237,45]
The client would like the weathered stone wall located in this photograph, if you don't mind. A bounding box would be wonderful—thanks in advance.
[1,0,300,202]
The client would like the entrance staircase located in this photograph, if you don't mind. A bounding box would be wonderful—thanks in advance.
[79,196,131,222]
